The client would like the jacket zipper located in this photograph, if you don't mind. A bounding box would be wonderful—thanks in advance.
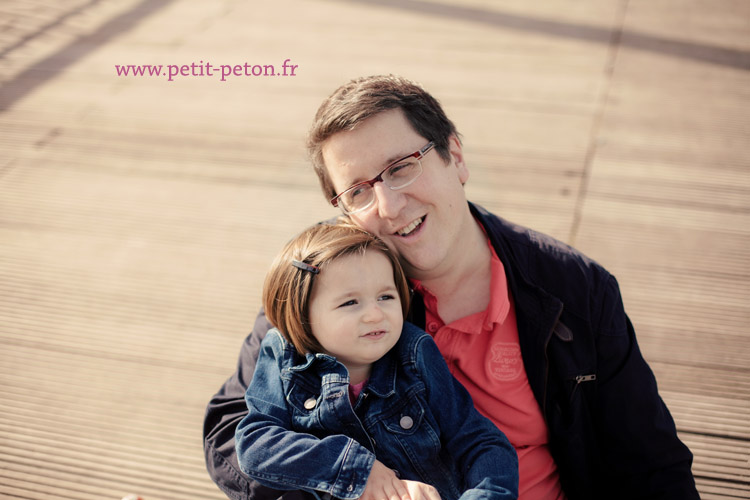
[569,373,597,402]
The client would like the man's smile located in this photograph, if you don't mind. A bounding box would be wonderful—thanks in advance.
[395,215,426,237]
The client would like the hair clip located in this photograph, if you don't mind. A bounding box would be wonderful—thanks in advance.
[291,259,320,274]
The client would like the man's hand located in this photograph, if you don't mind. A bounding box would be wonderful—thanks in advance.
[402,480,440,500]
[360,460,410,500]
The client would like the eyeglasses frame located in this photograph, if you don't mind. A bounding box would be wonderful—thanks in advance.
[330,141,435,215]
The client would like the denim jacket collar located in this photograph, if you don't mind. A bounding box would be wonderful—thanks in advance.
[365,353,397,398]
[285,343,398,399]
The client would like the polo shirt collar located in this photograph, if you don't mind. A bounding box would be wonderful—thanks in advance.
[409,240,511,335]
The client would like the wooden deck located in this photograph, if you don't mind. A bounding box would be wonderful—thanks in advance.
[1,0,748,498]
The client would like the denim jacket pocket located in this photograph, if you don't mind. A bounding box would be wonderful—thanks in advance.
[286,378,326,435]
[382,397,426,436]
[370,395,444,484]
[287,377,321,412]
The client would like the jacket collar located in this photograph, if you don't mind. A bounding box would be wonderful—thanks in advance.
[468,201,569,411]
[288,343,398,398]
[407,201,570,343]
[365,353,398,398]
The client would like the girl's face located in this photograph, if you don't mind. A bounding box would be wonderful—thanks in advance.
[308,249,403,384]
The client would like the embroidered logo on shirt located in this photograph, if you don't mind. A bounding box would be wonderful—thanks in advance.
[487,342,523,381]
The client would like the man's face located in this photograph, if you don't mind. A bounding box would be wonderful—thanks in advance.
[321,108,471,280]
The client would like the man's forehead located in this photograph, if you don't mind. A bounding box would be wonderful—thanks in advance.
[321,110,424,183]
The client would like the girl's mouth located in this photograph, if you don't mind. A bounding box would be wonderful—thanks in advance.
[362,330,386,339]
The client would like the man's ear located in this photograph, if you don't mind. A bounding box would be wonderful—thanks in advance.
[448,135,469,185]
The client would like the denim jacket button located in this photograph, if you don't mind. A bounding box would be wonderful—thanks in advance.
[399,415,414,429]
[304,398,317,410]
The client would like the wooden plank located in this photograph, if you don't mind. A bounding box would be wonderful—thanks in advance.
[1,0,748,498]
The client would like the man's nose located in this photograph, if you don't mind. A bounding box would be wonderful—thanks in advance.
[373,182,407,220]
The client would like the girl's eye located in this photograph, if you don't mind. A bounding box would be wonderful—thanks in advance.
[338,299,358,308]
[378,294,396,301]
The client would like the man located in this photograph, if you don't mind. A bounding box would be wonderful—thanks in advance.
[204,75,698,499]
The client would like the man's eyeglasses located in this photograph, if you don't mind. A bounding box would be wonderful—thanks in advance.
[330,141,435,215]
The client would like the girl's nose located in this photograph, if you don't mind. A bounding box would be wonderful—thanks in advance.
[362,302,385,323]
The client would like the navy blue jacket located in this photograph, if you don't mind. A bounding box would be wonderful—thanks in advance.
[235,324,517,500]
[204,202,698,500]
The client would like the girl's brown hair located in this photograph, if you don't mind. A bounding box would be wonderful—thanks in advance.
[262,222,410,355]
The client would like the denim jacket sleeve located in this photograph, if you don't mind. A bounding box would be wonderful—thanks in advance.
[413,330,519,500]
[204,308,291,500]
[204,311,317,500]
[235,331,376,499]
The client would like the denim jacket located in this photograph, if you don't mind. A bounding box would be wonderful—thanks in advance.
[235,322,518,500]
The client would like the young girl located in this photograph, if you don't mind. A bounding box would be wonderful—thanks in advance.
[235,223,518,500]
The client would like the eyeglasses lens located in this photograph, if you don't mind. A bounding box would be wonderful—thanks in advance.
[341,159,422,214]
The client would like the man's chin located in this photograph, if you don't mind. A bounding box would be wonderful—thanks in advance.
[377,233,404,257]
[397,251,437,280]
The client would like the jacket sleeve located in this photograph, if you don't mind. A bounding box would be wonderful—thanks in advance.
[592,274,698,499]
[414,332,519,500]
[203,309,310,500]
[235,332,376,499]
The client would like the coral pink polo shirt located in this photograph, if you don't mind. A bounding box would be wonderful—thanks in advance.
[410,244,565,500]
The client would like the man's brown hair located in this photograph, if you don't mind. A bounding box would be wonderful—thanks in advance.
[262,222,410,355]
[307,75,459,201]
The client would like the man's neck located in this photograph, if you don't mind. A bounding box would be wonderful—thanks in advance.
[417,217,492,324]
